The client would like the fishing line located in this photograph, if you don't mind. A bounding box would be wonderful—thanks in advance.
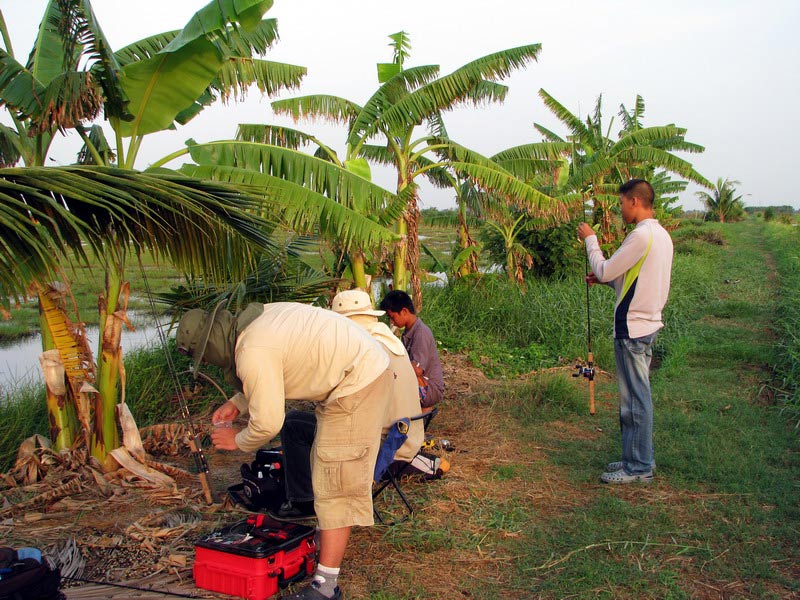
[136,256,215,504]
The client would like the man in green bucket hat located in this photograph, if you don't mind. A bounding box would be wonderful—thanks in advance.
[177,301,393,600]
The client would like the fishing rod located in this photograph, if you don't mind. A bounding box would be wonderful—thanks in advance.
[137,257,216,504]
[573,251,596,415]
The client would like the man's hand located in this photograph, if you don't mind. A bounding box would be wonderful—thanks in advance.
[211,425,239,450]
[411,360,424,377]
[577,222,596,241]
[585,272,599,286]
[212,400,240,425]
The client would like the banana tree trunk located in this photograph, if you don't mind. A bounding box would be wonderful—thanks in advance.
[92,265,129,461]
[392,172,422,309]
[392,171,410,293]
[393,215,408,292]
[351,250,368,290]
[457,201,478,278]
[505,241,516,282]
[38,307,75,450]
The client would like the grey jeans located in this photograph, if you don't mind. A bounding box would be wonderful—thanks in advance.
[614,333,657,474]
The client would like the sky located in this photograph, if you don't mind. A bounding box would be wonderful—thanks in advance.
[2,0,799,212]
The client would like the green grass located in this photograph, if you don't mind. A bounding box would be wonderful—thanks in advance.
[1,218,798,598]
[415,218,800,598]
[761,221,800,421]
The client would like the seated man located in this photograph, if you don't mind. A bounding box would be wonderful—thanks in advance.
[177,301,392,600]
[378,290,445,410]
[278,289,426,520]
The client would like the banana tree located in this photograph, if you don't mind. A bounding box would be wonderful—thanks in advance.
[0,165,278,457]
[272,32,547,307]
[695,177,745,223]
[151,136,404,290]
[228,122,399,289]
[0,0,298,460]
[535,89,712,243]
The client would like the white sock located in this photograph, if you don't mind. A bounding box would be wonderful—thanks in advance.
[312,564,340,597]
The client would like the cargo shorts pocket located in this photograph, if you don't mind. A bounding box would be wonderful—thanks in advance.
[313,444,371,499]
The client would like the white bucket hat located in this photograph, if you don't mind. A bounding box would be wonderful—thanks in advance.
[331,289,384,317]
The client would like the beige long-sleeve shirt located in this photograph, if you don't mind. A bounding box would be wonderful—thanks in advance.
[230,303,390,452]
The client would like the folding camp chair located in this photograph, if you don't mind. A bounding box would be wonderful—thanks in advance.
[372,407,439,525]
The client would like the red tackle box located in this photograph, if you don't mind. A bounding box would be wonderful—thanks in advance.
[194,514,316,600]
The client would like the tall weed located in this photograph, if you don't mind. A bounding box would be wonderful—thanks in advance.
[0,384,48,472]
[762,222,800,422]
[422,235,718,381]
[422,274,614,377]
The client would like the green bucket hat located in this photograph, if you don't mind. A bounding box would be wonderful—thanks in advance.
[176,299,229,376]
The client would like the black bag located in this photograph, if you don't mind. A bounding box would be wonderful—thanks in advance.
[0,547,64,600]
[228,448,286,512]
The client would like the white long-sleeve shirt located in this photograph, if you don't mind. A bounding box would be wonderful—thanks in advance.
[585,219,673,339]
[230,303,390,452]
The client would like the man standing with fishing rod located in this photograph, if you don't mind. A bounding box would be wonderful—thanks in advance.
[577,179,673,484]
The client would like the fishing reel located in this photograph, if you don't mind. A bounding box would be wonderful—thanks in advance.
[573,363,595,381]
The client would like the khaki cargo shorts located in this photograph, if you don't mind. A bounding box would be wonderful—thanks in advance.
[311,368,392,530]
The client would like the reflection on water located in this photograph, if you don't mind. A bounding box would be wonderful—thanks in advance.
[0,323,168,390]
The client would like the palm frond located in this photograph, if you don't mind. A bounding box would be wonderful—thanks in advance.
[347,65,440,145]
[388,31,412,67]
[76,124,115,165]
[173,88,215,126]
[114,31,179,64]
[0,49,47,120]
[533,123,566,143]
[420,243,448,273]
[0,166,278,293]
[32,71,103,134]
[414,155,454,190]
[619,94,645,132]
[216,18,280,56]
[452,44,542,83]
[158,245,334,312]
[180,163,401,248]
[459,79,508,105]
[492,142,572,163]
[0,123,22,167]
[612,125,688,151]
[214,58,306,101]
[184,140,400,214]
[66,0,129,121]
[359,144,393,166]
[426,110,449,139]
[490,158,564,182]
[538,88,586,139]
[272,94,362,125]
[618,146,712,187]
[361,45,540,140]
[164,0,273,54]
[450,160,565,220]
[236,124,325,151]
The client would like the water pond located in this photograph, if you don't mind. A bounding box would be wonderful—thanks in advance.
[0,322,166,391]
